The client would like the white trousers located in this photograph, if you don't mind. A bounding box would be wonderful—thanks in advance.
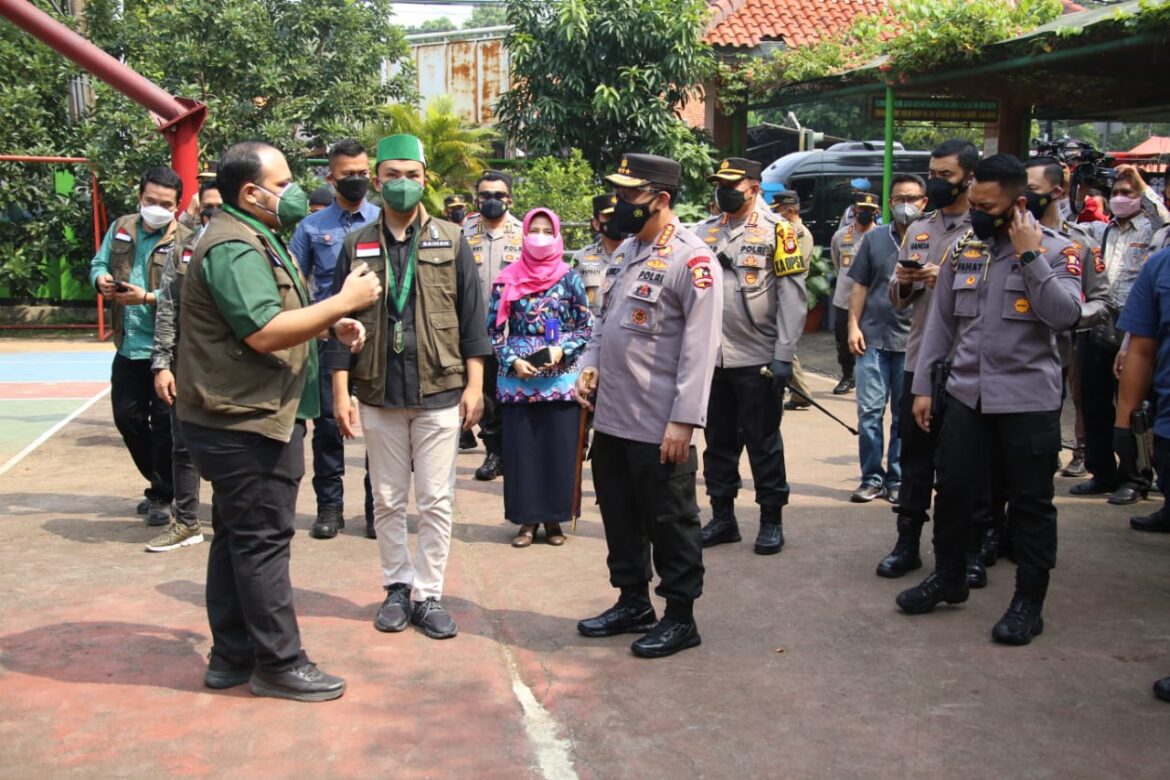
[361,402,460,602]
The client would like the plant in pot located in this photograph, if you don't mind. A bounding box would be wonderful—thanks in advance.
[803,245,832,333]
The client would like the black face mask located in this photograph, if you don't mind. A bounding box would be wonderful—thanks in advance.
[599,219,628,241]
[970,206,1014,240]
[856,210,876,226]
[446,208,466,224]
[715,186,747,214]
[335,175,369,203]
[1024,190,1055,221]
[612,197,658,235]
[478,197,508,220]
[927,177,966,210]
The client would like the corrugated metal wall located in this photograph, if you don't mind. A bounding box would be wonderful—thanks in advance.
[407,33,511,126]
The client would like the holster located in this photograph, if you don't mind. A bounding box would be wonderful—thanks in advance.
[930,359,952,428]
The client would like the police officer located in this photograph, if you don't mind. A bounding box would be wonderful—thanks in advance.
[575,153,722,658]
[896,154,1082,646]
[771,191,816,410]
[443,194,469,227]
[694,157,806,555]
[830,193,881,397]
[464,170,523,481]
[572,192,626,315]
[177,141,379,700]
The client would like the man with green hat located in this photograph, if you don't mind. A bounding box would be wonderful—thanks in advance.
[330,134,491,641]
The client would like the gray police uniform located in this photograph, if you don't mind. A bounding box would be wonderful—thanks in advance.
[912,226,1082,594]
[581,218,723,610]
[572,238,618,315]
[693,200,806,511]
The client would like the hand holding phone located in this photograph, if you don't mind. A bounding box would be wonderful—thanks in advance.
[526,346,552,368]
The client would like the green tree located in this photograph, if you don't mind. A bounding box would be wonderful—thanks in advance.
[406,17,458,34]
[495,0,716,200]
[360,96,497,215]
[464,4,508,29]
[512,150,595,249]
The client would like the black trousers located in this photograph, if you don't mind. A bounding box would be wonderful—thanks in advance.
[933,397,1060,575]
[169,407,200,528]
[591,432,704,607]
[833,305,855,377]
[1078,337,1147,488]
[479,353,502,454]
[1156,436,1170,513]
[311,356,346,510]
[111,353,173,502]
[702,365,788,507]
[183,421,306,672]
[896,370,935,520]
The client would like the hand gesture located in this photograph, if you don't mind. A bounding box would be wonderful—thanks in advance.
[1008,206,1044,256]
[340,262,381,310]
[113,282,148,306]
[333,318,366,353]
[154,369,177,406]
[96,274,117,299]
[1114,164,1148,194]
[512,359,537,379]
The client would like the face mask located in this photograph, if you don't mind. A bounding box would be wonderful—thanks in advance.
[446,208,466,224]
[1110,194,1142,220]
[612,196,658,235]
[334,175,369,203]
[479,197,508,220]
[856,210,876,226]
[522,232,563,262]
[892,203,922,226]
[255,183,309,228]
[926,177,966,210]
[381,178,424,213]
[715,186,747,214]
[139,204,174,231]
[599,219,627,241]
[1024,190,1056,221]
[970,206,1013,240]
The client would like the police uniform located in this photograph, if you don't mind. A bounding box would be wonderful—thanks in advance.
[577,154,723,657]
[693,157,806,554]
[899,221,1082,642]
[572,193,621,315]
[464,208,523,469]
[830,194,881,391]
[443,194,469,227]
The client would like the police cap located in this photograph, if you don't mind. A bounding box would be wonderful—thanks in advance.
[854,192,881,210]
[605,153,681,189]
[592,192,618,217]
[771,191,800,208]
[444,194,467,208]
[707,157,762,184]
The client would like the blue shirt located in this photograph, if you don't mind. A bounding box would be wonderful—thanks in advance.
[89,221,165,360]
[288,199,380,302]
[1117,247,1170,438]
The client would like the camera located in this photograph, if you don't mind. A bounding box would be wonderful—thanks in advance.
[1034,138,1117,213]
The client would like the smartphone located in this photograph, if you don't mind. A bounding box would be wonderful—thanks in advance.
[898,259,924,269]
[114,281,131,292]
[526,347,552,367]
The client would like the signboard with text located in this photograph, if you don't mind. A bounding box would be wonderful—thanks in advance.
[869,96,999,124]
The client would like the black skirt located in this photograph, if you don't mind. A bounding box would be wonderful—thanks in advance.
[500,401,581,525]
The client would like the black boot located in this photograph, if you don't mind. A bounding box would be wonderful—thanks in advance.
[992,569,1048,645]
[700,497,740,548]
[876,514,924,578]
[896,554,969,614]
[966,551,987,589]
[978,526,1002,567]
[753,505,784,555]
[475,451,503,481]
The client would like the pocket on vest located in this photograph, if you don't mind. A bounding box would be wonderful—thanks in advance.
[426,310,462,370]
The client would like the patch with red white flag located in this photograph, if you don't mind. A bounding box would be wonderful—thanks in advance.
[114,228,132,243]
[355,241,380,259]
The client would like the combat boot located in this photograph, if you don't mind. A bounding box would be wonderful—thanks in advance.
[876,513,924,578]
[700,497,740,548]
[966,551,987,589]
[753,505,784,555]
[978,526,1003,567]
[896,554,969,614]
[992,568,1048,645]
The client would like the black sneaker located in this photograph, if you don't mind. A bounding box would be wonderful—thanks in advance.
[374,583,411,633]
[475,452,503,481]
[459,429,477,450]
[630,618,701,658]
[145,499,172,527]
[832,376,855,395]
[136,498,150,515]
[577,600,657,637]
[250,662,346,702]
[203,652,254,689]
[311,506,345,539]
[410,597,458,639]
[991,597,1044,645]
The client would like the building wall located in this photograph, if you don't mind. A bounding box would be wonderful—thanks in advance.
[401,32,511,126]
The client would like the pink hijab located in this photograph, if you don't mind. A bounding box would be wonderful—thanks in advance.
[493,208,570,326]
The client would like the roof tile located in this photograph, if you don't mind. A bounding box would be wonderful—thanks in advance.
[706,0,887,49]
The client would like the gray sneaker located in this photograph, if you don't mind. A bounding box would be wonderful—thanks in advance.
[144,521,204,552]
[410,597,457,639]
[374,583,412,633]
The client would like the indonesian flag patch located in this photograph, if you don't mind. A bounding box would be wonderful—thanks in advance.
[114,228,133,243]
[181,249,192,264]
[355,241,380,259]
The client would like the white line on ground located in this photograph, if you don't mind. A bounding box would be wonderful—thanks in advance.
[500,642,579,780]
[0,385,111,478]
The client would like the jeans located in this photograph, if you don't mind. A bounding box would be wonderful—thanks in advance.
[854,347,904,488]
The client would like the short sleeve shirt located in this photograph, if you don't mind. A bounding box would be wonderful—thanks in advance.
[1117,247,1170,438]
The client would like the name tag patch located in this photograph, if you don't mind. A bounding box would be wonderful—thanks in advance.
[420,240,452,249]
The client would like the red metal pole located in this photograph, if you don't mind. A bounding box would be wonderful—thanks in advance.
[0,155,88,164]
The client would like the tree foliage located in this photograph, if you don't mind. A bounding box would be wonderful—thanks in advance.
[496,0,717,199]
[512,150,595,249]
[463,4,508,29]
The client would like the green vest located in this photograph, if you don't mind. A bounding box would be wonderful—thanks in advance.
[175,211,310,442]
[345,214,465,406]
[107,213,192,351]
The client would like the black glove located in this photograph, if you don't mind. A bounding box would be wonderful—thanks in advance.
[768,359,793,391]
[1113,426,1139,474]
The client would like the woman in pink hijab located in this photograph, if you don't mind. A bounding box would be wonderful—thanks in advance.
[486,208,594,547]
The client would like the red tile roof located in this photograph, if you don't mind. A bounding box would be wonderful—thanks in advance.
[705,0,887,49]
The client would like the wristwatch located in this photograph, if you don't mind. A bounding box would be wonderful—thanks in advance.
[1019,249,1039,266]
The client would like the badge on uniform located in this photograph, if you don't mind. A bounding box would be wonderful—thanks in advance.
[965,275,977,286]
[114,228,133,243]
[181,249,192,264]
[691,263,713,290]
[655,224,676,248]
[355,241,380,259]
[744,271,759,285]
[420,240,453,249]
[1093,247,1105,274]
[962,249,982,259]
[646,258,668,270]
[631,308,648,325]
[1014,297,1031,314]
[657,245,673,257]
[915,232,930,242]
[1061,246,1082,276]
[474,253,483,265]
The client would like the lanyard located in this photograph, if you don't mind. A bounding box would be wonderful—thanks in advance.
[384,220,420,316]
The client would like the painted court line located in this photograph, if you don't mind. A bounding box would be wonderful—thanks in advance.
[499,641,578,780]
[0,385,111,478]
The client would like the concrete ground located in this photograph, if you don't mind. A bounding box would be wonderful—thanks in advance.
[2,333,1170,779]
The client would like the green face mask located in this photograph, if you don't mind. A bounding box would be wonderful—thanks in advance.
[257,182,309,228]
[381,177,425,213]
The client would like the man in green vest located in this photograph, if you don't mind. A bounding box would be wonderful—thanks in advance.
[331,134,491,641]
[91,166,191,527]
[176,141,380,702]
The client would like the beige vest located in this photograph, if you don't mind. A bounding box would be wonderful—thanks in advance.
[175,211,309,442]
[107,213,191,350]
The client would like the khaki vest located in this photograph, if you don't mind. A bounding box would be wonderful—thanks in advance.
[345,214,465,406]
[175,211,309,442]
[107,213,192,350]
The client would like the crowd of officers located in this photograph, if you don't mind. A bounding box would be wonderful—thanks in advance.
[89,132,1170,703]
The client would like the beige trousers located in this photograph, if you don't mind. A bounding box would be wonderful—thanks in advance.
[361,403,460,602]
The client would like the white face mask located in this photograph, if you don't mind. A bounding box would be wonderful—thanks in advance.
[139,203,174,231]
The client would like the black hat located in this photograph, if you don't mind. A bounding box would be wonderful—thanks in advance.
[771,191,800,208]
[444,194,467,208]
[707,157,762,184]
[309,185,333,207]
[592,192,618,217]
[854,192,881,210]
[605,153,681,189]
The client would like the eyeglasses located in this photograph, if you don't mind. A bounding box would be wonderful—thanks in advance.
[890,195,927,205]
[477,191,509,201]
[615,187,661,204]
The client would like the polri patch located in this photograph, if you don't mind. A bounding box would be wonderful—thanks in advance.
[692,264,713,289]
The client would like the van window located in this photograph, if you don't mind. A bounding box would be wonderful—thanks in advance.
[787,178,816,216]
[824,176,863,227]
